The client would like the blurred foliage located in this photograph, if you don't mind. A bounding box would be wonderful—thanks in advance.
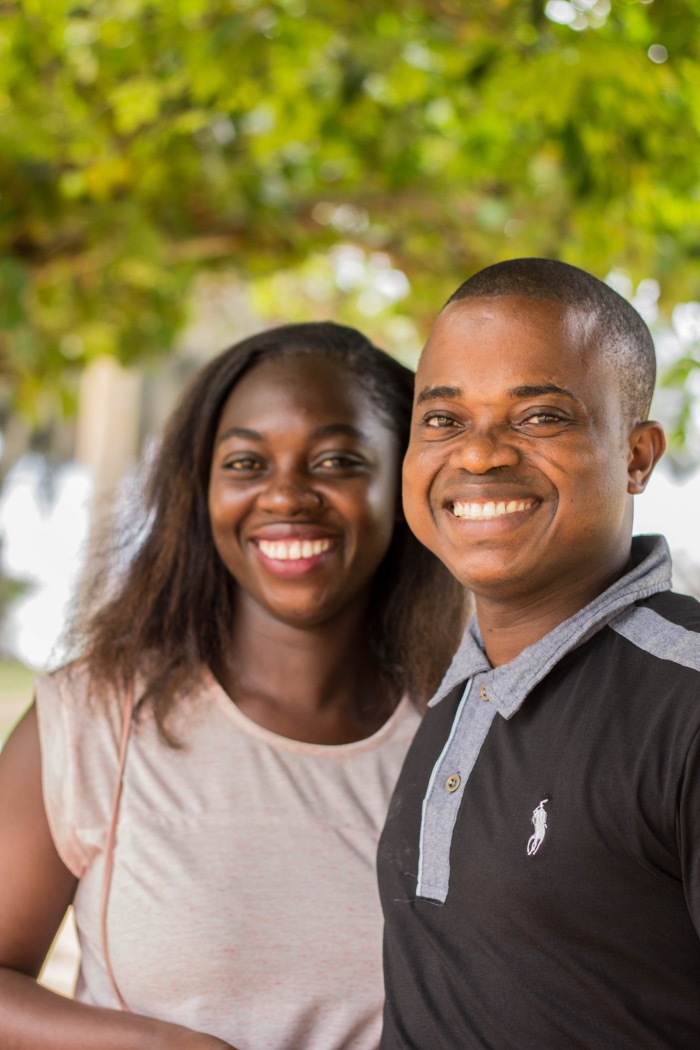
[1,0,700,419]
[0,659,33,741]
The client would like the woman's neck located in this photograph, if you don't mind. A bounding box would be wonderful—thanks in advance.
[212,596,398,744]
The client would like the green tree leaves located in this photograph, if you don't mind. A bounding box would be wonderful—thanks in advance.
[1,0,699,416]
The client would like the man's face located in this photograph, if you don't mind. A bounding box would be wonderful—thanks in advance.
[403,295,657,608]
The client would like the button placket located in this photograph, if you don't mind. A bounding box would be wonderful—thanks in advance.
[417,673,498,902]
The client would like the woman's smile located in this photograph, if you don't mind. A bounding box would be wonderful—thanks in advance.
[256,536,335,561]
[251,530,339,576]
[208,354,400,626]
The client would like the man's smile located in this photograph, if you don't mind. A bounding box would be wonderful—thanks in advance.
[402,293,645,607]
[450,498,538,520]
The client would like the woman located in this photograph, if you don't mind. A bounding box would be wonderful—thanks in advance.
[0,322,465,1050]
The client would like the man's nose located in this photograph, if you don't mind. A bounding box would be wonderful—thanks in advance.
[448,425,520,474]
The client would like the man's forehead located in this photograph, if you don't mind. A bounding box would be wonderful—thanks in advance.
[412,298,626,424]
[418,295,603,373]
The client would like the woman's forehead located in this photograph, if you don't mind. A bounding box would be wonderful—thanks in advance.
[215,353,394,439]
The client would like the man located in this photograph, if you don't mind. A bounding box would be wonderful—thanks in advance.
[378,259,700,1049]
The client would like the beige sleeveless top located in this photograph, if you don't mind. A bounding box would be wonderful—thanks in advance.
[35,664,420,1050]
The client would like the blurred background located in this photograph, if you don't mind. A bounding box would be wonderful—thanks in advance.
[1,0,700,997]
[1,0,700,720]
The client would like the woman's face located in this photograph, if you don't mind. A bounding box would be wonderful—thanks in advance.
[208,354,401,629]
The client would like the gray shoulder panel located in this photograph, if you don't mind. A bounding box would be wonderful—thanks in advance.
[612,606,700,674]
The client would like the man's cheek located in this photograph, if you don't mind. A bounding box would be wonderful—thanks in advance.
[403,491,433,547]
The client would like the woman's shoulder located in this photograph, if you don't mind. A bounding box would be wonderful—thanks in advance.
[34,659,152,762]
[36,658,93,701]
[36,659,115,723]
[32,661,126,876]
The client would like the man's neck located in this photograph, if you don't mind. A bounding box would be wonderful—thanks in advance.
[474,561,633,667]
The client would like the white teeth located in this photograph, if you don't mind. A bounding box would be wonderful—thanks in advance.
[258,538,333,561]
[452,499,535,520]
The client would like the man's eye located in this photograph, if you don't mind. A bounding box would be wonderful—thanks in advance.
[523,412,565,426]
[423,414,458,429]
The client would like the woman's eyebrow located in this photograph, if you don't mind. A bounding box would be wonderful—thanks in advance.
[217,423,366,445]
[215,426,261,445]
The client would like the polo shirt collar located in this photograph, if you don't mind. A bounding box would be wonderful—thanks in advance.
[429,535,672,719]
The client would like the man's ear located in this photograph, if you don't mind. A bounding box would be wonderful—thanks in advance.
[627,420,666,495]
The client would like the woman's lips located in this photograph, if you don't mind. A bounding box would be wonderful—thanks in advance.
[250,535,338,576]
[256,537,334,562]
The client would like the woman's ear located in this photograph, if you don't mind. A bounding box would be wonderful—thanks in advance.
[627,420,666,495]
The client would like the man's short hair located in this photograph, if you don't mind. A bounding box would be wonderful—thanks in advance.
[445,258,656,423]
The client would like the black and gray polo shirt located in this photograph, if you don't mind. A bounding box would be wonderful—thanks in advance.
[378,535,700,1050]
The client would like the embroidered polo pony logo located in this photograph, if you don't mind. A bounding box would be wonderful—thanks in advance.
[527,799,549,856]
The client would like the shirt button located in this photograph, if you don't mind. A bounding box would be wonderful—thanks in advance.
[445,774,461,793]
[479,683,489,702]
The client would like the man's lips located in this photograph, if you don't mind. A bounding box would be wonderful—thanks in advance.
[449,498,538,521]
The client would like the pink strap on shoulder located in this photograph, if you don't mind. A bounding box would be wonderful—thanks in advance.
[99,681,135,1012]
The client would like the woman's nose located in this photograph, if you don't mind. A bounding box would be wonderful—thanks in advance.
[257,473,323,514]
[448,426,520,474]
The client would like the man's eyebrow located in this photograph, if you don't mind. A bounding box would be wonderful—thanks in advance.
[507,384,579,402]
[417,383,579,405]
[416,385,463,404]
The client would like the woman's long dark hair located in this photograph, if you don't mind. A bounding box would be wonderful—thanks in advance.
[74,322,467,737]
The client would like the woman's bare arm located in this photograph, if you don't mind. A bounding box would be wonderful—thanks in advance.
[0,705,236,1050]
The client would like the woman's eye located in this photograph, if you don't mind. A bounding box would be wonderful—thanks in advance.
[315,454,363,470]
[224,457,263,471]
